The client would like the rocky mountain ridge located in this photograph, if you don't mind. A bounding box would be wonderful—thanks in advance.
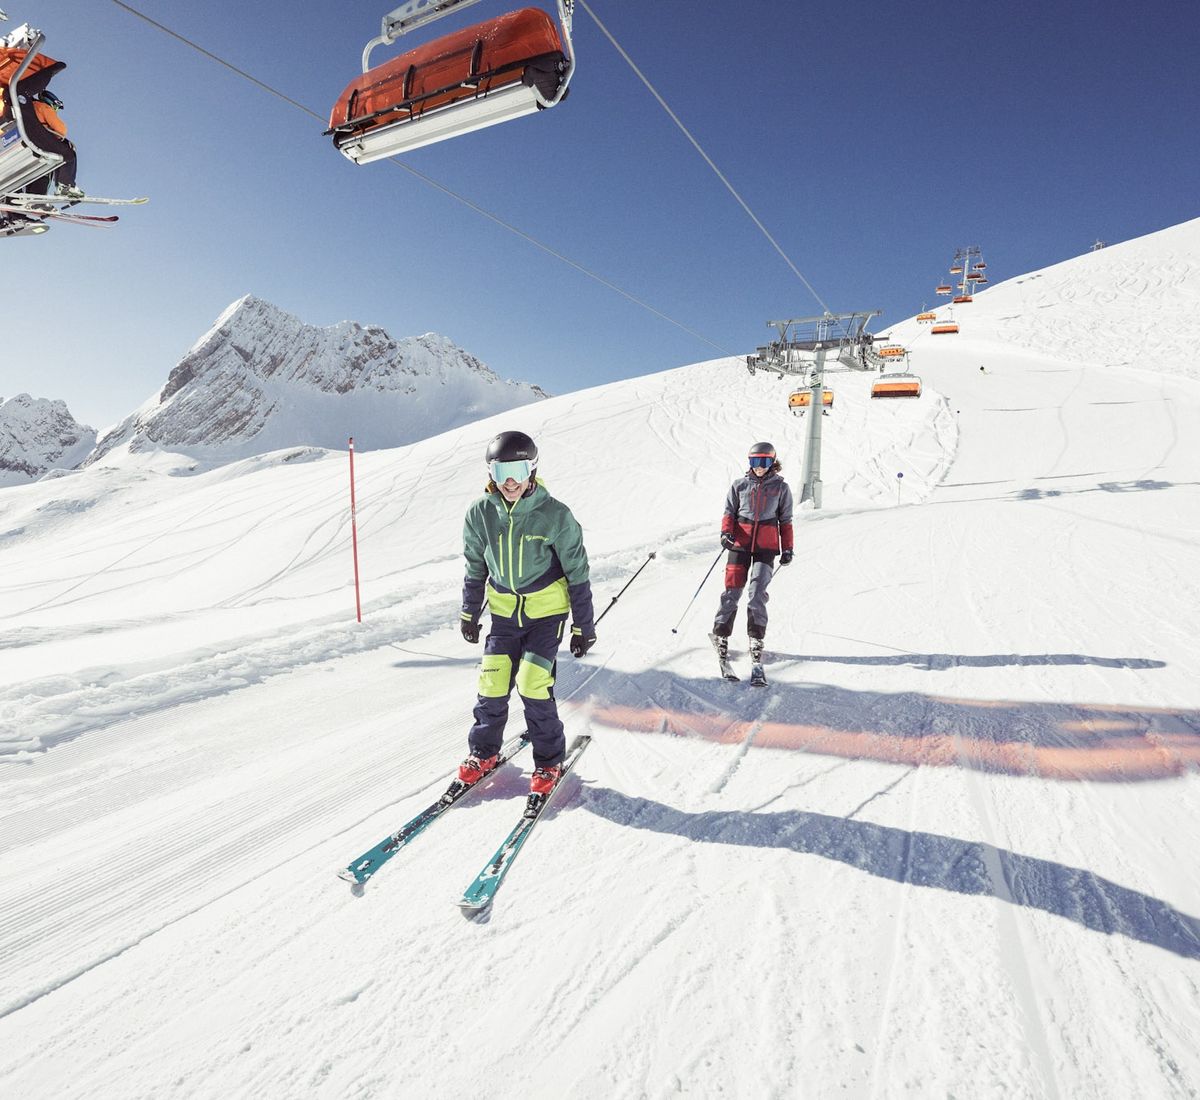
[1,295,548,485]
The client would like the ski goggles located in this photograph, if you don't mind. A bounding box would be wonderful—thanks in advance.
[489,458,533,484]
[748,455,775,469]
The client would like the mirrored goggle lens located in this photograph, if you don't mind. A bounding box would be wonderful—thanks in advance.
[490,459,532,484]
[748,455,774,468]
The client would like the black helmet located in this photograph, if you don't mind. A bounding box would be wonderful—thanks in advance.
[748,441,776,470]
[485,430,538,484]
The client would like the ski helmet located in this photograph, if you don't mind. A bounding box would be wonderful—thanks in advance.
[748,441,777,470]
[485,430,538,484]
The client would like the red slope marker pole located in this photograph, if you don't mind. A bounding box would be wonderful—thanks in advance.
[349,436,362,623]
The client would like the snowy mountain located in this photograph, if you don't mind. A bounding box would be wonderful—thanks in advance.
[87,295,549,467]
[1,217,1199,1099]
[0,393,96,488]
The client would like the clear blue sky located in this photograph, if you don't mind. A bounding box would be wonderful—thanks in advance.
[5,0,1198,430]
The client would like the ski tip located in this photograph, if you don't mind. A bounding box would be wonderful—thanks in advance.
[458,897,491,918]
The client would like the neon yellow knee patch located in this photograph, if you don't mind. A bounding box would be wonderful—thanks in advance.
[515,653,555,700]
[478,653,513,698]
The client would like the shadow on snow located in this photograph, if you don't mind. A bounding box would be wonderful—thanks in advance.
[581,787,1200,962]
[571,666,1200,783]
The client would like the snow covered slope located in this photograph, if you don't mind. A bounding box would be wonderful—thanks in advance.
[88,295,549,467]
[889,217,1200,380]
[1,218,1198,1099]
[0,394,96,488]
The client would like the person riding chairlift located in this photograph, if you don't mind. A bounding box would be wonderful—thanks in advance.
[0,36,81,197]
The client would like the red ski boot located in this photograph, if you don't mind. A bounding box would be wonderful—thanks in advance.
[457,753,499,785]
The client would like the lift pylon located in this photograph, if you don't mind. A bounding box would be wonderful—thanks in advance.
[745,311,881,509]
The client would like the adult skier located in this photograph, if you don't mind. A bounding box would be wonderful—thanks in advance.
[458,430,595,803]
[711,442,794,669]
[0,25,81,197]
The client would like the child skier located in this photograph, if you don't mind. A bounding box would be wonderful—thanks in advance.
[458,430,595,810]
[711,441,794,669]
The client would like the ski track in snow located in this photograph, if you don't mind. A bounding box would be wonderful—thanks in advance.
[3,222,1200,1097]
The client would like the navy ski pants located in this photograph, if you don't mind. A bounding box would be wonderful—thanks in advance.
[468,613,567,768]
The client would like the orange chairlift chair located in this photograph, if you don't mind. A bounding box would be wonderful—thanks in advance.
[0,22,67,234]
[789,388,834,415]
[329,1,575,163]
[871,372,922,398]
[931,321,959,335]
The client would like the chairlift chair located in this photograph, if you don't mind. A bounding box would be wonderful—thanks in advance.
[952,294,973,304]
[931,322,959,335]
[328,1,575,163]
[789,388,833,416]
[0,24,67,233]
[879,344,906,358]
[936,284,952,295]
[871,372,922,398]
[949,264,963,275]
[917,311,937,323]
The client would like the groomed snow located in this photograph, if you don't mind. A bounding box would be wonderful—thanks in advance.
[1,219,1199,1098]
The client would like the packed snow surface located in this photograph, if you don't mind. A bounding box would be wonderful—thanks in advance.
[1,219,1199,1098]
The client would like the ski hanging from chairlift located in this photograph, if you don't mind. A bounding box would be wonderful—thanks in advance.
[328,0,576,163]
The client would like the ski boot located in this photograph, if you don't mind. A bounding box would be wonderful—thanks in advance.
[749,639,767,687]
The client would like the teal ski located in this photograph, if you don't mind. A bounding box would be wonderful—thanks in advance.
[458,735,591,914]
[339,733,530,886]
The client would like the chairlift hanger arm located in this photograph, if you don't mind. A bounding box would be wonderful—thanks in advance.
[5,28,45,152]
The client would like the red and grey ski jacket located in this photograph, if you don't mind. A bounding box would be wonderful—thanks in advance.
[720,468,794,554]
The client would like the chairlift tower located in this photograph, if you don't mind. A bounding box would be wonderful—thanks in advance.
[946,245,987,301]
[745,311,880,509]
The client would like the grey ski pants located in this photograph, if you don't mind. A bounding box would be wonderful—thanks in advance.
[713,552,776,640]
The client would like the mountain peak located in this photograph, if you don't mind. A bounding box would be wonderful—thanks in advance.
[89,296,547,467]
[0,393,97,487]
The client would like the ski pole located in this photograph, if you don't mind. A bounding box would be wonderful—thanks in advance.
[670,548,725,634]
[595,551,656,626]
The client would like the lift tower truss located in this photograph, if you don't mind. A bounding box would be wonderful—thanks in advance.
[745,312,880,509]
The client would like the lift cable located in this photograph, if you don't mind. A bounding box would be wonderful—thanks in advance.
[106,0,735,355]
[578,0,832,316]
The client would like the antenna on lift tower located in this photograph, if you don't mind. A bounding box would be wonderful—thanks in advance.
[745,310,881,509]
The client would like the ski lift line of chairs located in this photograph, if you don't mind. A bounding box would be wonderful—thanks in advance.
[931,322,959,335]
[789,388,834,415]
[328,2,575,163]
[871,372,922,399]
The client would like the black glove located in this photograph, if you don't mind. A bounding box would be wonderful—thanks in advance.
[720,532,737,550]
[461,619,481,644]
[780,549,794,566]
[569,628,596,658]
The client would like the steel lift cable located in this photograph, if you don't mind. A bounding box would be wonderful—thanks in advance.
[106,0,735,356]
[577,0,832,317]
